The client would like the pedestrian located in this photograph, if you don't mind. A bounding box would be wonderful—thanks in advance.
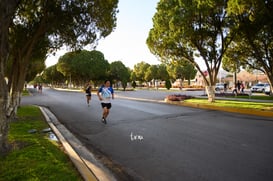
[240,81,245,93]
[38,84,42,93]
[97,80,114,124]
[232,83,237,95]
[224,83,228,93]
[237,80,241,93]
[85,83,92,106]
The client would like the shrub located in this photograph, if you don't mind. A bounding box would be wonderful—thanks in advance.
[165,79,172,90]
[132,81,136,88]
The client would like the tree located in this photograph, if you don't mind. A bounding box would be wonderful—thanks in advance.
[157,64,169,81]
[133,61,150,86]
[145,64,169,88]
[109,61,130,91]
[42,65,65,86]
[167,60,197,86]
[57,50,110,86]
[222,42,245,86]
[227,0,273,95]
[0,0,118,153]
[131,71,137,88]
[0,0,22,153]
[147,0,235,102]
[145,65,158,84]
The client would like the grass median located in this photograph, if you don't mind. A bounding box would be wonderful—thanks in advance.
[0,105,83,181]
[184,98,273,111]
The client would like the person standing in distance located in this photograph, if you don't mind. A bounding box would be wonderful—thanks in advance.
[97,80,114,124]
[85,83,92,106]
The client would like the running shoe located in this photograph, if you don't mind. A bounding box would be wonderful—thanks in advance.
[101,117,107,124]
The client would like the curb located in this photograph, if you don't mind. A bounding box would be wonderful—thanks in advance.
[116,95,164,103]
[164,100,273,118]
[39,107,116,181]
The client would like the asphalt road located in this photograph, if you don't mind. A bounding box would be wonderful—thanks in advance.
[22,88,273,181]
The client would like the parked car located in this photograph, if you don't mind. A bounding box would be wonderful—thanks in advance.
[215,83,225,91]
[264,84,271,95]
[250,83,269,93]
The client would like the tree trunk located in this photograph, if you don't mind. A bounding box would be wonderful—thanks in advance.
[0,0,21,153]
[7,56,27,119]
[0,73,10,153]
[206,86,215,102]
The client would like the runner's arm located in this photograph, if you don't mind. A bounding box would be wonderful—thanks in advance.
[97,89,103,101]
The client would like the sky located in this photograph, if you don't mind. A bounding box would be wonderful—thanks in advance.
[45,0,160,69]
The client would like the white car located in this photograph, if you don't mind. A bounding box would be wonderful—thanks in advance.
[250,83,269,93]
[215,83,225,91]
[264,84,271,95]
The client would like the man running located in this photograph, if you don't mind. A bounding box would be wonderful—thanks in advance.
[85,83,92,106]
[97,80,114,124]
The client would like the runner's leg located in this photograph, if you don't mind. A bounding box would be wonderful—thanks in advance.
[103,107,109,118]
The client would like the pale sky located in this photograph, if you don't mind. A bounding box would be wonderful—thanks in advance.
[46,0,160,69]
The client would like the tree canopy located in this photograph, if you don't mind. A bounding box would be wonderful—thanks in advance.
[0,0,118,152]
[133,61,151,84]
[109,61,130,90]
[167,60,197,86]
[42,65,65,86]
[147,0,235,101]
[57,50,110,86]
[226,0,273,92]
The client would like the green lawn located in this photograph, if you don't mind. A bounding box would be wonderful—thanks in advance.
[236,94,273,100]
[0,106,83,181]
[185,98,273,111]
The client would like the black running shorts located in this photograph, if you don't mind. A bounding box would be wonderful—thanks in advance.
[101,103,112,109]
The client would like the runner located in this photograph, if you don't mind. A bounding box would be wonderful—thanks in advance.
[85,83,92,106]
[38,84,42,93]
[97,80,114,124]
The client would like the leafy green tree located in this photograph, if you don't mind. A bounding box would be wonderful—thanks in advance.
[157,64,169,81]
[147,0,235,102]
[42,65,65,86]
[0,0,118,152]
[25,59,46,83]
[57,50,109,86]
[131,71,137,82]
[133,61,150,85]
[56,52,75,86]
[109,61,130,91]
[132,81,137,88]
[145,64,169,87]
[131,71,137,88]
[167,60,197,86]
[227,0,273,94]
[222,42,245,86]
[145,65,158,83]
[145,64,169,88]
